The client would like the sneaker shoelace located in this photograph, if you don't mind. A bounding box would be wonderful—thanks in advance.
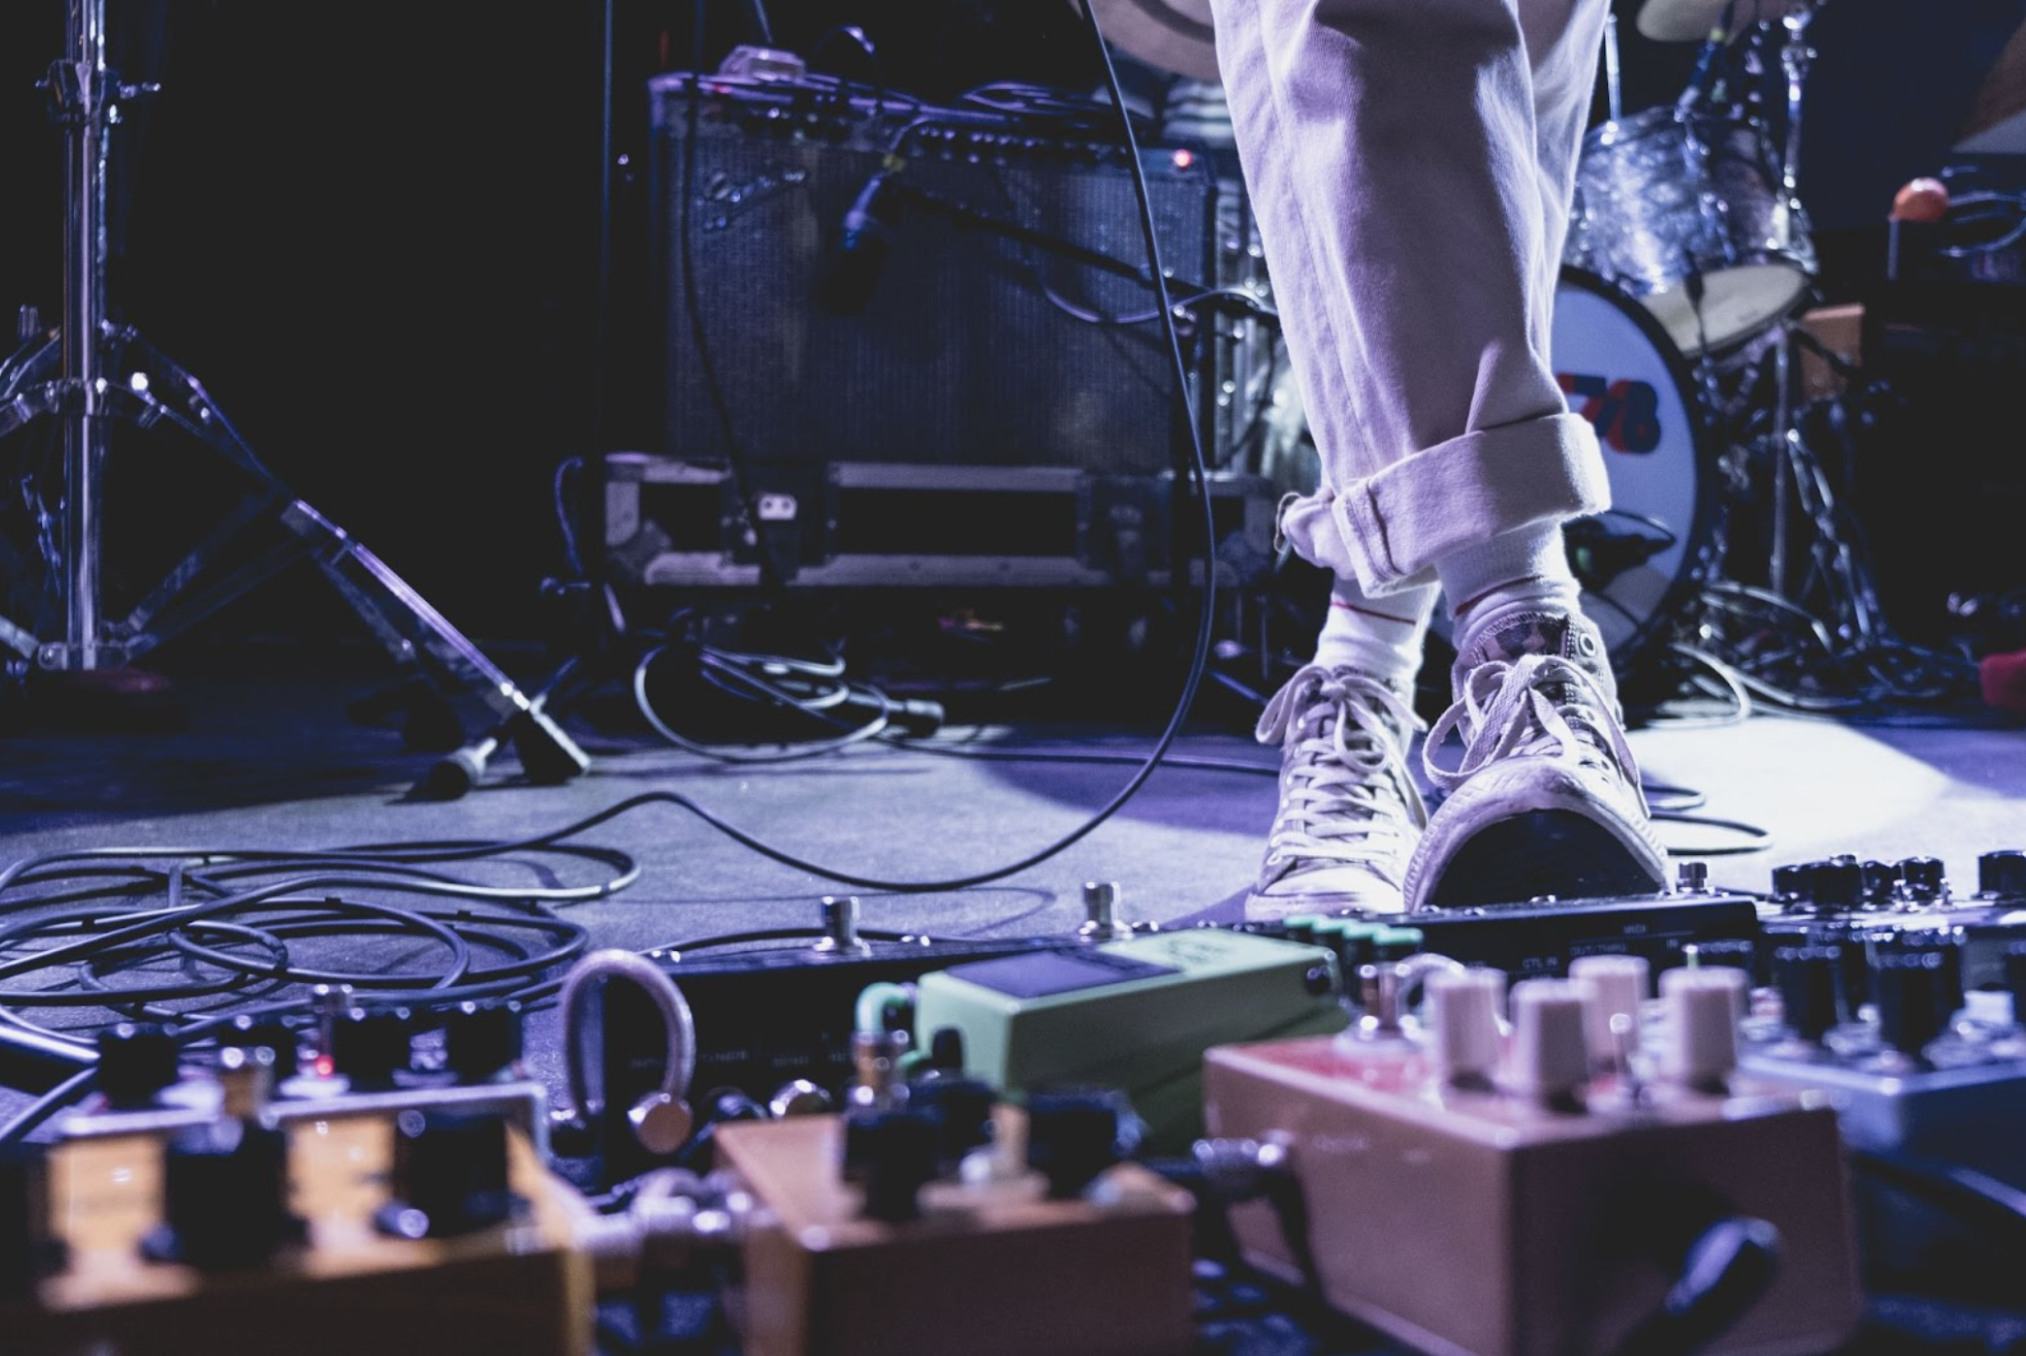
[1256,668,1428,878]
[1421,653,1646,807]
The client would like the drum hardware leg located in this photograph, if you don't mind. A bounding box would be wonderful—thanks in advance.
[1603,11,1625,122]
[1,0,582,770]
[1774,2,1820,251]
[1768,327,1794,597]
[1684,311,1977,707]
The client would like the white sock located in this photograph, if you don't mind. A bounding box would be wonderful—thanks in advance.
[1312,577,1438,686]
[1435,523,1582,624]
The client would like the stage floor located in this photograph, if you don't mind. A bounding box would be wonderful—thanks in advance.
[3,628,2024,1354]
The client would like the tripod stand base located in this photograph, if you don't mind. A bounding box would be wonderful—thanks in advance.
[4,665,186,734]
[1,322,594,780]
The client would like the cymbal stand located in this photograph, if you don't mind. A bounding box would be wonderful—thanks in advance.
[1761,0,1819,600]
[1603,10,1624,122]
[1693,0,1973,704]
[0,0,590,776]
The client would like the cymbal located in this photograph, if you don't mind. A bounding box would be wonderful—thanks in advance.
[1635,0,1795,43]
[1958,15,2026,151]
[1073,0,1223,83]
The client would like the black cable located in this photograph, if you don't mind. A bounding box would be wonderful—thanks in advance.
[1851,1148,2026,1254]
[1611,1215,1782,1356]
[1650,810,1774,857]
[631,640,895,763]
[0,828,621,1041]
[0,1068,96,1147]
[555,455,588,579]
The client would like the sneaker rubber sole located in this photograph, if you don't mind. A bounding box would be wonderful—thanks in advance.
[1413,809,1667,908]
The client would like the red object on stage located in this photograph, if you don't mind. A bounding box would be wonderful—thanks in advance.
[1979,648,2026,712]
[1892,177,1951,223]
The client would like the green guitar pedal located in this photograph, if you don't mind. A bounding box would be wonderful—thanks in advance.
[911,928,1348,1153]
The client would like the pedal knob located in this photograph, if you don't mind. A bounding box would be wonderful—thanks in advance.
[1873,950,1948,1057]
[1811,858,1864,910]
[0,1145,66,1298]
[927,1026,966,1074]
[1371,926,1424,963]
[1897,855,1946,899]
[444,999,524,1082]
[218,1015,299,1078]
[1979,850,2026,897]
[1809,923,1875,1011]
[768,1079,833,1119]
[1659,969,1741,1090]
[1568,955,1650,1064]
[815,894,871,955]
[1329,922,1383,974]
[143,1120,303,1270]
[1891,935,1966,1027]
[1025,1088,1126,1198]
[1509,979,1591,1105]
[375,1110,525,1239]
[1774,945,1843,1042]
[855,1109,939,1223]
[1078,881,1132,941]
[215,1046,276,1121]
[1859,860,1899,904]
[1278,914,1320,947]
[1428,967,1505,1087]
[331,1005,413,1089]
[1770,861,1817,903]
[97,1022,181,1109]
[909,1075,998,1173]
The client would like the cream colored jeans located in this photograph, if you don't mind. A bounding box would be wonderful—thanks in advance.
[1208,0,1615,596]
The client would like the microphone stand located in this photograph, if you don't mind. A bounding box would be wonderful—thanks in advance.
[1764,0,1820,600]
[0,0,588,779]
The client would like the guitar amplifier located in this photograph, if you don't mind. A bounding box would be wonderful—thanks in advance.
[646,72,1220,479]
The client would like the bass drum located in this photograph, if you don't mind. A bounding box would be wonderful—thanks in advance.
[1547,267,1720,689]
[1428,268,1720,690]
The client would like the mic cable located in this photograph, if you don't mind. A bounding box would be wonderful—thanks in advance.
[818,158,905,314]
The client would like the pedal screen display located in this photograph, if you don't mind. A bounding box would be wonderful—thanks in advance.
[942,950,1180,1000]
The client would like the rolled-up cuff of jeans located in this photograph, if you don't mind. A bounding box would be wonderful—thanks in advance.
[1277,411,1611,596]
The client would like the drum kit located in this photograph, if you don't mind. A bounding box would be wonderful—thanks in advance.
[1561,0,1835,694]
[1092,0,1873,701]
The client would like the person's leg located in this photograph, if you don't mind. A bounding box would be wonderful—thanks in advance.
[1432,0,1609,628]
[1404,0,1667,909]
[1213,0,1664,914]
[1209,0,1613,600]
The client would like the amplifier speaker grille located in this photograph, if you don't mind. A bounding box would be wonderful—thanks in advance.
[649,78,1218,478]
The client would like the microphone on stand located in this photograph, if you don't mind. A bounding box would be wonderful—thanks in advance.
[817,167,903,314]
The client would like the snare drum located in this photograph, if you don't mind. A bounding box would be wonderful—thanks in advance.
[1564,104,1815,358]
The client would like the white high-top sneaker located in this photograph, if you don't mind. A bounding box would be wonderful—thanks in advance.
[1248,664,1428,920]
[1404,600,1667,911]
